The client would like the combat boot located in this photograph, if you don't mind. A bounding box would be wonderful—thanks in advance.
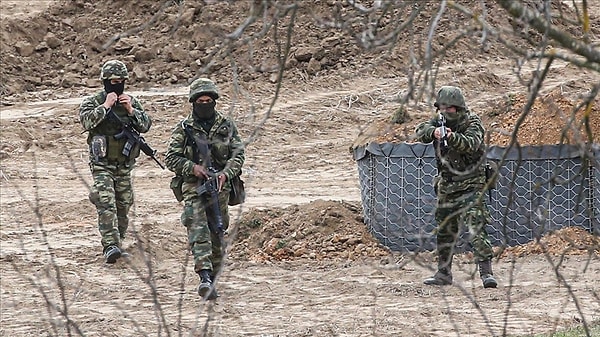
[424,256,453,286]
[198,270,218,300]
[478,259,498,288]
[103,245,122,264]
[424,268,453,285]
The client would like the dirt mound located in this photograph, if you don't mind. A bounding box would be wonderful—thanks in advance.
[499,226,600,258]
[487,89,600,146]
[0,0,373,97]
[231,200,391,261]
[2,0,587,100]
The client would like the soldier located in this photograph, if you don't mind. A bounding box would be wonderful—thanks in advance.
[79,60,152,264]
[415,85,498,288]
[165,78,245,300]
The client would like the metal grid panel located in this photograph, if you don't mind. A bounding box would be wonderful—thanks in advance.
[488,158,591,246]
[357,154,438,251]
[355,143,599,252]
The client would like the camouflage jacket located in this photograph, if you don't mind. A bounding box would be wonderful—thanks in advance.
[79,91,151,164]
[165,111,245,194]
[415,111,486,194]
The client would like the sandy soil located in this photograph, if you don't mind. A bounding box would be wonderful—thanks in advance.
[1,1,599,336]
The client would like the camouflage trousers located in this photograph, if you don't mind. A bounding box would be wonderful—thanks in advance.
[435,189,493,262]
[181,191,230,275]
[88,163,133,250]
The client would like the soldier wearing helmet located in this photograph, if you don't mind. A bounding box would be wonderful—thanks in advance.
[79,59,153,264]
[99,59,129,95]
[165,78,245,300]
[415,85,498,289]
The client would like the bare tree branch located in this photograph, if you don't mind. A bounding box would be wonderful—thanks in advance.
[495,0,600,64]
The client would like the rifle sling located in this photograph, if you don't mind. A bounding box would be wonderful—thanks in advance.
[182,123,214,169]
[182,123,199,164]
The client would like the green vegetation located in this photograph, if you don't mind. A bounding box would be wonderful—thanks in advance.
[244,218,263,229]
[528,321,600,337]
[275,239,287,250]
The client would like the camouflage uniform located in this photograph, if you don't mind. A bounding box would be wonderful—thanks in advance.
[165,78,244,298]
[79,60,152,262]
[415,86,497,288]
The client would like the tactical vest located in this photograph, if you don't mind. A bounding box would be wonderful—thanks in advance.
[435,118,486,182]
[86,92,137,163]
[181,117,234,182]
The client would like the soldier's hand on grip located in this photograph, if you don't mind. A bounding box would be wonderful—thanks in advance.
[192,164,210,180]
[434,127,452,140]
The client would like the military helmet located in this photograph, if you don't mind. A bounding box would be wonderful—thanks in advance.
[434,86,466,109]
[100,60,129,80]
[189,78,219,102]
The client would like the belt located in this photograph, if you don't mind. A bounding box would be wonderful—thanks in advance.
[95,159,132,169]
[442,172,481,183]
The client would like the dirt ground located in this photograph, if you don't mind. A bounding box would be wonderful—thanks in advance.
[1,1,599,337]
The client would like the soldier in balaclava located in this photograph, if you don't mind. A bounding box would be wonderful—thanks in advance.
[165,78,245,300]
[79,60,152,264]
[415,85,498,288]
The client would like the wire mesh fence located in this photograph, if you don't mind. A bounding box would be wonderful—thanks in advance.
[353,143,600,252]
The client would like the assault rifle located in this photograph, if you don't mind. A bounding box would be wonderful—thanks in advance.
[196,172,225,236]
[189,129,224,238]
[438,112,449,154]
[108,109,165,169]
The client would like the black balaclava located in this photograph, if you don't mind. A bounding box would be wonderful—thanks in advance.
[193,101,216,120]
[103,79,125,96]
[193,101,217,133]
